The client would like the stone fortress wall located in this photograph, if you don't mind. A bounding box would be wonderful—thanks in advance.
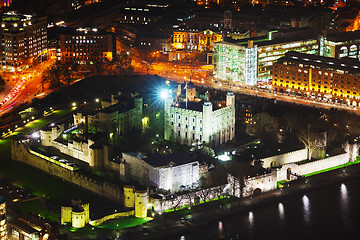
[11,139,124,203]
[259,149,308,168]
[232,144,355,197]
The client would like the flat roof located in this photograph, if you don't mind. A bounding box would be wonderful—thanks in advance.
[326,30,360,43]
[174,100,222,112]
[276,51,360,73]
[143,152,197,167]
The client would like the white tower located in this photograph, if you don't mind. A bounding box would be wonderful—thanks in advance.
[164,90,173,141]
[202,100,213,145]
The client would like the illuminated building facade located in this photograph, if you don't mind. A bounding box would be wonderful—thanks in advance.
[320,30,360,59]
[116,6,164,25]
[272,51,360,106]
[122,152,200,193]
[59,27,115,64]
[2,0,11,7]
[73,94,143,135]
[61,200,90,228]
[0,11,47,70]
[214,31,318,85]
[164,90,235,147]
[0,196,6,240]
[172,29,222,51]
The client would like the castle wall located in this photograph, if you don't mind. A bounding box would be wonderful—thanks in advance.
[89,210,134,226]
[11,140,124,203]
[276,152,349,181]
[260,149,308,168]
[152,185,227,212]
[122,153,153,186]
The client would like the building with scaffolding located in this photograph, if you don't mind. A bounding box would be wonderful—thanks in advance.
[213,29,318,85]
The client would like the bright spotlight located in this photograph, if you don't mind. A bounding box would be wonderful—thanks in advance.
[160,89,169,99]
[31,132,40,139]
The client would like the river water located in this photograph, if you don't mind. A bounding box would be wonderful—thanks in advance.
[177,179,360,240]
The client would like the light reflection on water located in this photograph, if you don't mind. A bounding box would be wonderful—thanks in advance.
[278,202,285,225]
[340,183,348,208]
[340,183,350,229]
[218,221,223,235]
[302,195,310,225]
[175,179,360,240]
[248,211,254,229]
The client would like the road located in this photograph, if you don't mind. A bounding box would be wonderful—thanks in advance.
[135,59,360,114]
[0,60,54,117]
[1,53,360,120]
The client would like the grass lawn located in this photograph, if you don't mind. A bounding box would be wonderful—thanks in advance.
[17,199,60,222]
[97,217,149,230]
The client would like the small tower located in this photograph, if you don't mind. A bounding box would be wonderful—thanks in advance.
[226,90,235,106]
[123,186,135,208]
[71,209,86,228]
[82,203,90,224]
[164,90,173,141]
[135,189,148,218]
[202,94,213,145]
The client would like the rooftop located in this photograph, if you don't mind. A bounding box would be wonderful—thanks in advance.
[143,152,197,167]
[173,100,223,112]
[223,29,317,47]
[325,30,360,43]
[276,51,360,74]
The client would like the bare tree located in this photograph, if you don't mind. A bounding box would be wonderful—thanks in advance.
[298,129,324,160]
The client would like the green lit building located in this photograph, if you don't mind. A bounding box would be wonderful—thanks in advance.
[214,30,318,85]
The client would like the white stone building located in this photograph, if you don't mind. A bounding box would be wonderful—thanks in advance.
[122,152,200,193]
[164,91,235,147]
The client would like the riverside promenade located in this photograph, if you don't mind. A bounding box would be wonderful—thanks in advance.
[118,162,360,240]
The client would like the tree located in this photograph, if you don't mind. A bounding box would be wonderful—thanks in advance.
[41,61,79,90]
[61,60,79,85]
[89,53,108,76]
[250,112,278,142]
[41,64,64,91]
[298,128,324,160]
[111,50,132,75]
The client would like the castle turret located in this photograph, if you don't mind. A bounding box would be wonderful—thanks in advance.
[71,209,86,228]
[123,186,135,208]
[82,203,90,224]
[164,90,173,141]
[61,206,72,225]
[135,189,148,218]
[134,97,143,129]
[202,100,213,145]
[226,90,235,106]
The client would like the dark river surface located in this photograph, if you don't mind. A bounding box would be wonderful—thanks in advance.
[175,179,360,240]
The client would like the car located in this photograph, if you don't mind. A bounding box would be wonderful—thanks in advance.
[50,156,60,160]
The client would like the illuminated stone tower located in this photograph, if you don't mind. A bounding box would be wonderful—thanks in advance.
[134,189,148,218]
[123,186,135,208]
[0,196,6,240]
[202,98,213,144]
[164,90,173,141]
